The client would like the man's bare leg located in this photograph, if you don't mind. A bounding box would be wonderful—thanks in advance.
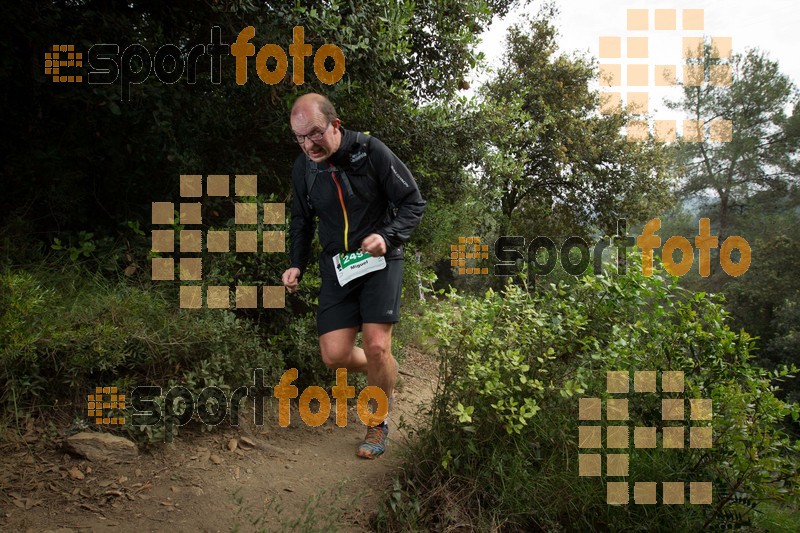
[319,326,367,373]
[361,322,397,403]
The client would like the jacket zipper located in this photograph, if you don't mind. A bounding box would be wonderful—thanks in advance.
[329,166,349,251]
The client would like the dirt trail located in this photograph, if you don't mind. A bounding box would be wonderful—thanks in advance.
[0,347,437,532]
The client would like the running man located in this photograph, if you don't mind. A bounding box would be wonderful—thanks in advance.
[281,93,426,458]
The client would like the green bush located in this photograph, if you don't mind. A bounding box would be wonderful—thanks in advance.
[378,256,800,531]
[0,267,284,444]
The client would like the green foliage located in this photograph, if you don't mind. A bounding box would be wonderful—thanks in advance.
[669,44,800,235]
[378,254,800,531]
[478,4,674,238]
[0,266,283,444]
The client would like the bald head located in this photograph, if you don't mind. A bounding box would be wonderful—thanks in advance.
[290,93,342,162]
[291,93,338,123]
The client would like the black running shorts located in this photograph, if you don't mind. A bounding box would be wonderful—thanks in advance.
[316,254,403,336]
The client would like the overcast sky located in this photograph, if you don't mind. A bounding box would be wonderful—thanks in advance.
[474,0,799,120]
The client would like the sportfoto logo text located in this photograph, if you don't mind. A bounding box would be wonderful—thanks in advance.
[46,26,345,100]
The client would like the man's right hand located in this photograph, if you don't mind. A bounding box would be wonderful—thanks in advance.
[282,267,301,293]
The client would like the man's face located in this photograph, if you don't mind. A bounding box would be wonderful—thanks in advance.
[290,107,341,163]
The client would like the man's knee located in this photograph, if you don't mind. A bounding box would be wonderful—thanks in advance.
[363,337,391,361]
[320,345,351,369]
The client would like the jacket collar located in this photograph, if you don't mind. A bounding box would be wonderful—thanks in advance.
[328,127,357,167]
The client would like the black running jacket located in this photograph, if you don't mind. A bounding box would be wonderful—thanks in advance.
[289,128,427,276]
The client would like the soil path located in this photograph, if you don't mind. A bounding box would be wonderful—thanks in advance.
[0,347,437,532]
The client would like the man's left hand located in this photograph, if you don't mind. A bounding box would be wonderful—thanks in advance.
[361,233,387,256]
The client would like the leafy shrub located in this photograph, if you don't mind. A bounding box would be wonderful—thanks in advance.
[378,255,800,531]
[0,267,284,444]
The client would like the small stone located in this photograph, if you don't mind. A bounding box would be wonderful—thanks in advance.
[64,432,138,463]
[209,454,222,465]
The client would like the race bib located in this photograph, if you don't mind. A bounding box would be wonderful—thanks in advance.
[333,250,386,286]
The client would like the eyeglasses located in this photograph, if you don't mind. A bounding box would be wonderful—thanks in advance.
[293,123,330,144]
